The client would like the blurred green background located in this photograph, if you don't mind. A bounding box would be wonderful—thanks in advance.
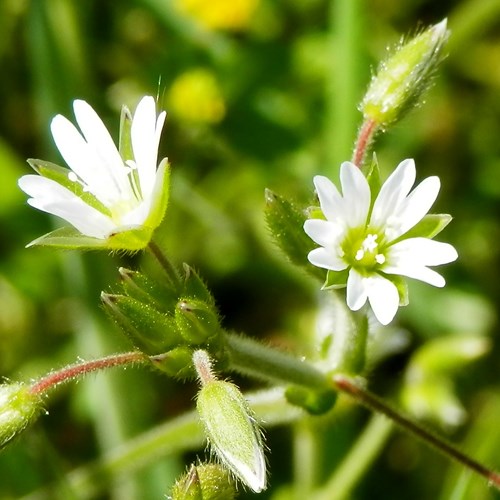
[1,0,500,498]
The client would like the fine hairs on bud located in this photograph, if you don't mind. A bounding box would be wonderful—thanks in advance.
[193,350,267,493]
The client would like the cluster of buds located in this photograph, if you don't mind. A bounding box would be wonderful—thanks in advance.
[102,265,226,378]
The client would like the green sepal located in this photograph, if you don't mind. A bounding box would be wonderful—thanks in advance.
[101,293,180,353]
[171,463,236,500]
[306,206,326,220]
[397,213,453,241]
[144,159,170,232]
[285,385,337,415]
[364,153,381,200]
[119,105,133,162]
[385,273,409,306]
[175,299,221,344]
[182,264,216,306]
[27,159,111,216]
[151,347,195,378]
[322,269,349,289]
[119,267,178,314]
[264,189,323,279]
[26,225,155,251]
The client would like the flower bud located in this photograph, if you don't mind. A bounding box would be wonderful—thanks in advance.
[175,299,220,344]
[264,189,323,280]
[361,19,449,127]
[101,292,179,354]
[118,267,178,312]
[170,463,237,500]
[193,350,266,492]
[150,347,195,378]
[0,383,43,450]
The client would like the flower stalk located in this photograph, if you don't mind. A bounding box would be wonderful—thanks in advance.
[332,374,500,491]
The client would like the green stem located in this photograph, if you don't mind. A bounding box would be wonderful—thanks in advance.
[226,333,328,389]
[147,240,182,289]
[313,414,392,500]
[325,0,364,175]
[332,374,500,491]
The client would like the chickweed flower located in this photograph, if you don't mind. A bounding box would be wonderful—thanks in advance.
[19,96,170,251]
[304,159,458,325]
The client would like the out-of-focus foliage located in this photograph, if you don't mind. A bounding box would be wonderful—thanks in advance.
[1,0,500,498]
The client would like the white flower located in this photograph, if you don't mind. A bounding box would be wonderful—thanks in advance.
[304,159,458,325]
[19,96,169,250]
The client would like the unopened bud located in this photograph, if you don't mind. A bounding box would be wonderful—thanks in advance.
[171,463,237,500]
[0,383,43,450]
[101,292,179,353]
[361,19,449,127]
[193,350,267,493]
[176,299,220,344]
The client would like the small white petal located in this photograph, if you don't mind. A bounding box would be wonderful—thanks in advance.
[346,269,368,311]
[132,96,163,198]
[308,247,347,271]
[73,100,132,197]
[388,237,458,266]
[339,162,371,227]
[313,175,344,221]
[394,176,440,237]
[367,276,400,325]
[303,219,344,248]
[19,175,115,238]
[370,159,416,228]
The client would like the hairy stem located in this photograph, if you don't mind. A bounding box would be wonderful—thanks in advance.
[227,333,328,389]
[332,374,500,490]
[30,351,149,396]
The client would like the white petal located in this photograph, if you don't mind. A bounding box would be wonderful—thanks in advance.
[384,238,457,287]
[131,96,162,198]
[370,159,416,228]
[339,162,370,227]
[346,269,368,311]
[308,247,347,271]
[304,219,344,248]
[313,175,344,221]
[72,100,132,198]
[388,237,458,266]
[50,115,125,205]
[394,176,440,237]
[367,275,400,325]
[19,175,115,238]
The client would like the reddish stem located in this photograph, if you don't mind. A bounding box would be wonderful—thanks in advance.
[29,351,148,395]
[333,374,500,491]
[352,119,378,167]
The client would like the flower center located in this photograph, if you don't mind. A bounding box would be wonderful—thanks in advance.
[342,230,386,271]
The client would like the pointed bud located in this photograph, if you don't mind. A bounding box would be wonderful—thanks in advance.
[361,19,449,127]
[175,299,220,344]
[151,347,196,378]
[193,350,267,493]
[0,383,43,450]
[171,463,237,500]
[118,267,178,313]
[264,189,323,280]
[101,292,179,353]
[182,264,216,306]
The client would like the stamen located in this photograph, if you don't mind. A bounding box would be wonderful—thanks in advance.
[355,249,365,261]
[375,254,386,264]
